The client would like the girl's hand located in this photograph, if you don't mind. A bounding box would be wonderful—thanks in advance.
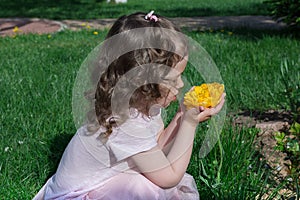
[181,93,226,126]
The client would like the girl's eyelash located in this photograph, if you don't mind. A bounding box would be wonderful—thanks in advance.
[164,78,175,82]
[164,78,178,86]
[164,74,180,80]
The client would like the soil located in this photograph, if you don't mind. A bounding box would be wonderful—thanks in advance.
[232,110,299,199]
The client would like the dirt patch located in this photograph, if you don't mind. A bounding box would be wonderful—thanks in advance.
[255,121,291,178]
[232,110,298,199]
[232,110,295,178]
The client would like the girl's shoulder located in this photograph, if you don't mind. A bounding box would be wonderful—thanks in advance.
[77,107,163,139]
[116,107,163,137]
[76,108,164,141]
[104,108,163,163]
[127,107,162,124]
[74,108,164,163]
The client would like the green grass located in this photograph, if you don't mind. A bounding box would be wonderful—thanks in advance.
[189,125,270,199]
[0,31,106,199]
[187,29,300,111]
[0,0,269,19]
[0,29,299,199]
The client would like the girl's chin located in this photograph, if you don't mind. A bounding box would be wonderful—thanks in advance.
[162,96,177,107]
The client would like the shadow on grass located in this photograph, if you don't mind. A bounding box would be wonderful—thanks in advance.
[229,27,300,40]
[238,110,296,123]
[0,0,269,19]
[160,2,269,17]
[0,0,106,19]
[47,132,74,179]
[188,26,300,41]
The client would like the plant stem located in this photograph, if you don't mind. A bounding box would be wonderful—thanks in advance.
[212,118,223,184]
[216,136,223,184]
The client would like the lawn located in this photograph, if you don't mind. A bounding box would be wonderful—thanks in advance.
[0,0,269,19]
[0,27,299,199]
[1,2,300,199]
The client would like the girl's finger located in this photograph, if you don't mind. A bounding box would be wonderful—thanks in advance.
[210,93,226,115]
[195,93,226,121]
[199,106,205,112]
[189,86,195,92]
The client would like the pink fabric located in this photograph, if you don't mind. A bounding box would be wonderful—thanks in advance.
[33,110,199,200]
[85,172,199,200]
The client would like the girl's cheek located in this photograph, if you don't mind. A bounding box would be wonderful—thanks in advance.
[177,77,184,88]
[169,87,178,96]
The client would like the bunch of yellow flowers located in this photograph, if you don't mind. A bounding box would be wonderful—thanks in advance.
[184,82,224,109]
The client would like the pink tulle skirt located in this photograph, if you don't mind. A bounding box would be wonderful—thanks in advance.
[84,172,199,200]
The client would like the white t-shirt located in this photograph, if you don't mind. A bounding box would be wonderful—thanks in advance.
[34,110,164,200]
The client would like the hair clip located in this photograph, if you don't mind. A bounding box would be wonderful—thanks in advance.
[145,10,158,22]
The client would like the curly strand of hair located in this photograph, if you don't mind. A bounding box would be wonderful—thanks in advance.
[97,117,118,143]
[103,121,113,137]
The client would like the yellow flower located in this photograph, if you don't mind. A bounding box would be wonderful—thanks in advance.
[93,31,98,35]
[228,31,233,35]
[80,23,91,29]
[13,26,21,33]
[184,83,224,109]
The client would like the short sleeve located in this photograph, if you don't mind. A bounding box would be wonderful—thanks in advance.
[105,113,163,163]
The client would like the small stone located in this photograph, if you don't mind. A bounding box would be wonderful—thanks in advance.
[4,147,9,152]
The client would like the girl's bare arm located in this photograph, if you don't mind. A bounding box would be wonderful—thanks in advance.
[156,110,182,154]
[131,93,226,188]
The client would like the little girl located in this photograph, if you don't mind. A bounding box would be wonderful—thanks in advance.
[34,11,225,200]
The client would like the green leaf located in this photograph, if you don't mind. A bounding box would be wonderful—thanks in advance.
[290,122,300,134]
[200,160,209,178]
[274,131,285,141]
[199,175,211,188]
[288,141,300,153]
